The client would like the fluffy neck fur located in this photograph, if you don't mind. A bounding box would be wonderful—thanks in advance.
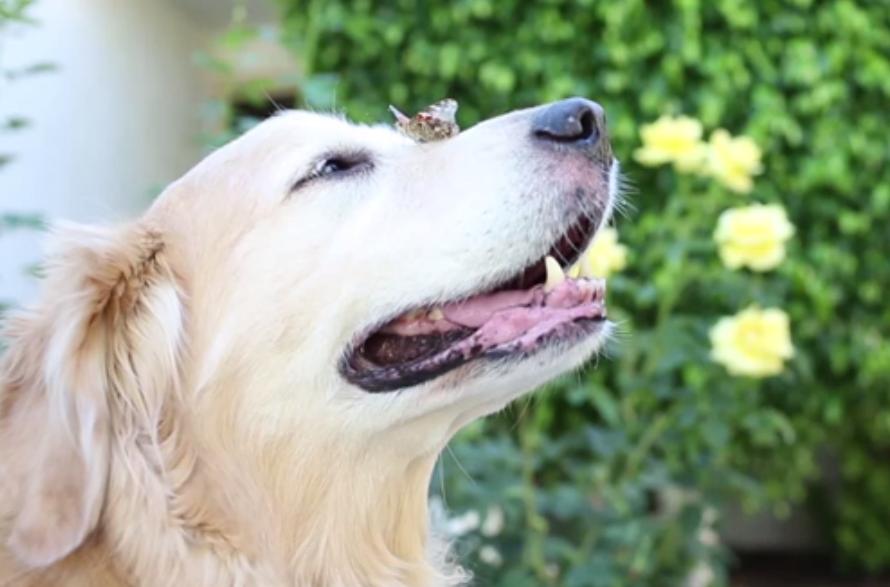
[3,383,463,587]
[1,319,466,585]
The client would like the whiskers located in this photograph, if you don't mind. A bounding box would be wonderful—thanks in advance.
[444,443,477,487]
[264,91,287,115]
[601,318,631,361]
[611,168,638,221]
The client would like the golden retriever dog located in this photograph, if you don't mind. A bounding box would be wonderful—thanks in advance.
[0,98,618,586]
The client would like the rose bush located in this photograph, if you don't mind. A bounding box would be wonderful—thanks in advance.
[209,0,890,583]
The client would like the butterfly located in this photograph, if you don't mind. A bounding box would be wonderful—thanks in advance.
[389,99,460,143]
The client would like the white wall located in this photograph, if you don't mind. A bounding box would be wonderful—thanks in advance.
[0,0,213,305]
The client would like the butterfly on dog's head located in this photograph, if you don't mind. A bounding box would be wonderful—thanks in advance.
[389,99,460,142]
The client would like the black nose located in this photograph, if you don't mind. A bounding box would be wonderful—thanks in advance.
[532,97,606,148]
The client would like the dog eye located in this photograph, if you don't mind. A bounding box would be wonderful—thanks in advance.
[318,157,357,176]
[290,152,374,194]
[315,153,373,178]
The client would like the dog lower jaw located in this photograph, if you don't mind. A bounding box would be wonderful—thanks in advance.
[438,319,613,419]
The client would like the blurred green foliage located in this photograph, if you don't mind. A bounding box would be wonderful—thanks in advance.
[215,0,890,583]
[0,0,48,314]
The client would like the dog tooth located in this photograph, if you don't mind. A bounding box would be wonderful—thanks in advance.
[568,264,581,279]
[591,278,606,301]
[404,308,425,321]
[428,307,445,321]
[544,256,565,291]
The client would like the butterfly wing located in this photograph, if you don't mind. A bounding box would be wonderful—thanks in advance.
[388,105,411,127]
[423,99,458,124]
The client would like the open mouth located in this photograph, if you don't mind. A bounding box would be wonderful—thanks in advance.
[341,214,608,392]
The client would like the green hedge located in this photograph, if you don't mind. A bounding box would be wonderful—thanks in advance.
[221,0,890,583]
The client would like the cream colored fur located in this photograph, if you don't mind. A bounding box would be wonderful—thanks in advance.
[0,107,615,586]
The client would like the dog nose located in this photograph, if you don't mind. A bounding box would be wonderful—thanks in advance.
[532,98,606,148]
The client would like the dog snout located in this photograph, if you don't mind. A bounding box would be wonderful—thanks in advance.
[532,98,608,154]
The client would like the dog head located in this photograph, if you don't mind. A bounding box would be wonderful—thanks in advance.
[166,97,618,446]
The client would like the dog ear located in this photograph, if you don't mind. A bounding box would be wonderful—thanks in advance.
[0,224,183,568]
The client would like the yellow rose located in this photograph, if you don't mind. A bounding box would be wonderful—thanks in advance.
[714,204,794,271]
[710,306,794,377]
[634,115,708,172]
[570,227,627,278]
[706,129,763,193]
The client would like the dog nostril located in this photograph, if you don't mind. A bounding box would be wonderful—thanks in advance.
[577,109,596,142]
[532,98,605,148]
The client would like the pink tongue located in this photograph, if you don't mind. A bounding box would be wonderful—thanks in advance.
[442,288,543,327]
[381,279,601,336]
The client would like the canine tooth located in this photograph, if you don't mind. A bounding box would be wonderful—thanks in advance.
[544,256,565,291]
[428,308,445,321]
[568,264,581,279]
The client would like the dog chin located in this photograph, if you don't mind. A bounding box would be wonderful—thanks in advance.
[436,320,613,415]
